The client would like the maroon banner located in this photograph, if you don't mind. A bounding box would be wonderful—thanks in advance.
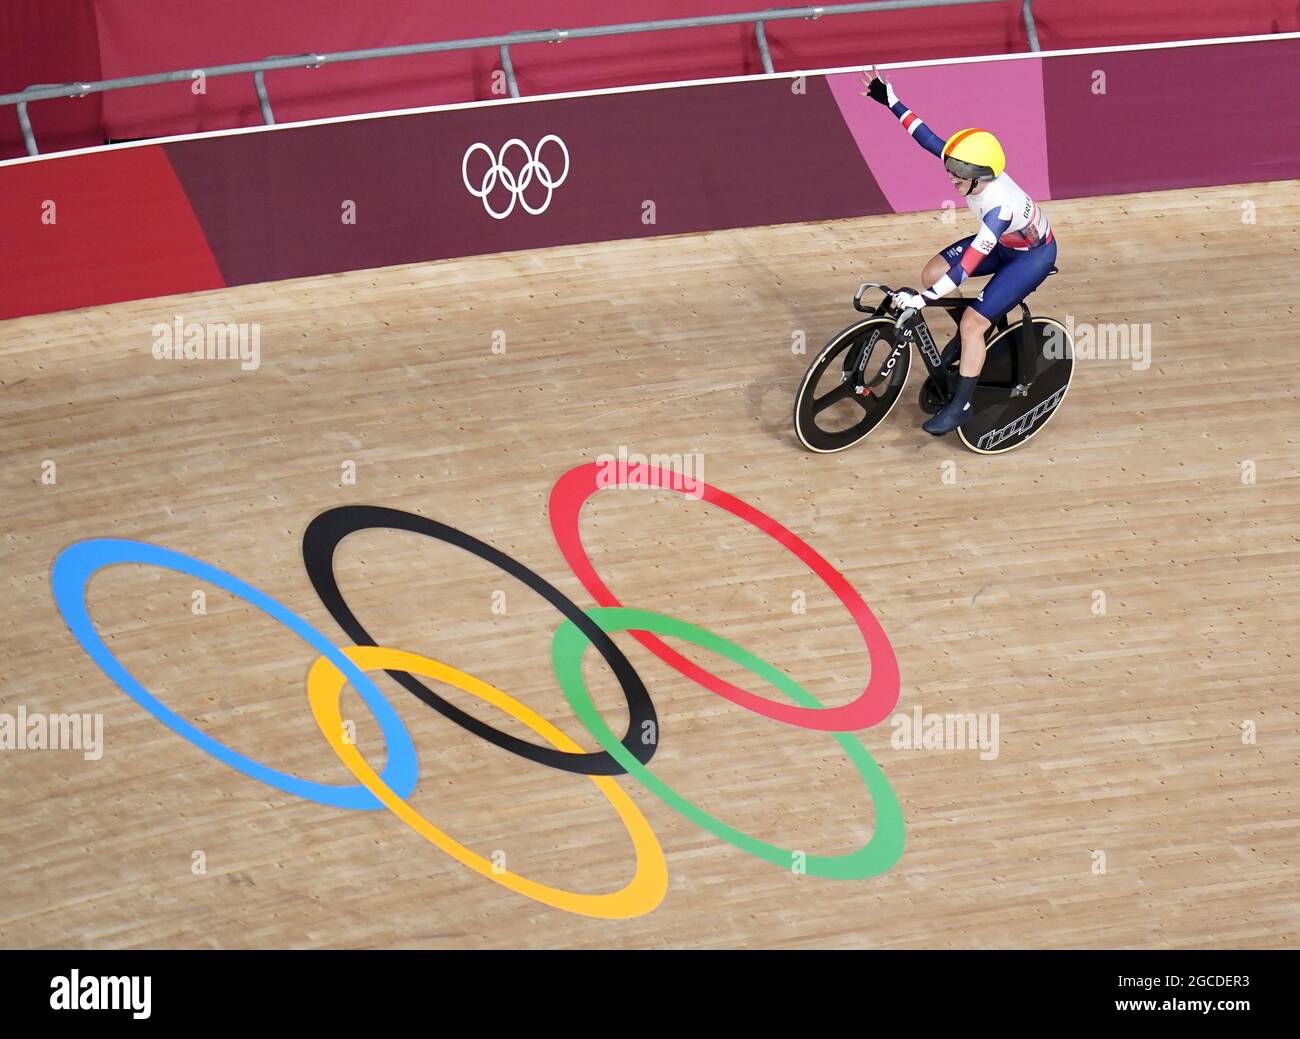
[2,35,1298,321]
[161,76,884,287]
[1042,40,1300,197]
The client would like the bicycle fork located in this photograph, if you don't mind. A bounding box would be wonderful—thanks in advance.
[855,330,907,398]
[894,312,955,403]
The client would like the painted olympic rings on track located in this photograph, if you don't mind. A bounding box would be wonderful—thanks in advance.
[549,462,901,730]
[50,464,905,917]
[307,646,667,919]
[51,538,419,810]
[552,607,905,877]
[303,505,657,776]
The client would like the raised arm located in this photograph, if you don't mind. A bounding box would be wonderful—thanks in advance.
[861,67,945,158]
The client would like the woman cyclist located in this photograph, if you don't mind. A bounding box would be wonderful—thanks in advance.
[862,66,1056,436]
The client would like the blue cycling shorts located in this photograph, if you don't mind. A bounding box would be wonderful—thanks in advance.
[940,235,1057,321]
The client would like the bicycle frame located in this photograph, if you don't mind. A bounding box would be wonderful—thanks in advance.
[852,283,1037,398]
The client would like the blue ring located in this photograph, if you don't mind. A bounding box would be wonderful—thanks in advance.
[51,538,419,810]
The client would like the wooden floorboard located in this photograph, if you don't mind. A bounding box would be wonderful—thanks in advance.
[1,180,1297,948]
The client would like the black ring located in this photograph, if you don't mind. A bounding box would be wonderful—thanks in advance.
[302,505,658,776]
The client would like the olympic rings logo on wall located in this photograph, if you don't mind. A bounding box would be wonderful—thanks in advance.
[51,463,904,920]
[461,134,570,220]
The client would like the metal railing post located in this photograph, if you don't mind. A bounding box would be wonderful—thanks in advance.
[253,69,275,124]
[754,21,774,74]
[16,101,38,156]
[499,43,521,98]
[1022,0,1041,52]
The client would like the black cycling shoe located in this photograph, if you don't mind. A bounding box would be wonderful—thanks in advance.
[922,372,978,436]
[922,396,972,435]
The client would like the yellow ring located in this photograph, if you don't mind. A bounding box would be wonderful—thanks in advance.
[305,645,667,919]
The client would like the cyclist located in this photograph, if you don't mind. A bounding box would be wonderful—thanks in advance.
[862,66,1056,435]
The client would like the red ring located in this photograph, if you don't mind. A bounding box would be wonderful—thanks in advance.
[548,462,900,731]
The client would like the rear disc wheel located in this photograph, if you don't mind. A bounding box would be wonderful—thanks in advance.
[956,316,1074,454]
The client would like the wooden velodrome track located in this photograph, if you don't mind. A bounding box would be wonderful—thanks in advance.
[1,180,1297,949]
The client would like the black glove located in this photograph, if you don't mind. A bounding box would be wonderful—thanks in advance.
[865,75,891,106]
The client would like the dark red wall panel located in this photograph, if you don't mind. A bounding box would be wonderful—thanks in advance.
[0,0,104,159]
[85,0,1032,146]
[160,77,883,287]
[6,0,1297,160]
[1043,38,1300,198]
[0,148,223,319]
[1033,0,1298,50]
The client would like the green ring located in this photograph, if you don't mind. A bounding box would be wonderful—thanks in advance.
[550,606,905,878]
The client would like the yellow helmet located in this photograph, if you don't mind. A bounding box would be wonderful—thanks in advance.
[943,128,1006,181]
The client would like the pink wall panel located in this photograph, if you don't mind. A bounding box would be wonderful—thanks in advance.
[826,58,1050,214]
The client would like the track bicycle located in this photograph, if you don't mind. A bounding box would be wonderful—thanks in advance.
[793,272,1074,454]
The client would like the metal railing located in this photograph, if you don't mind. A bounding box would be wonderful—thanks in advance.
[0,0,1040,158]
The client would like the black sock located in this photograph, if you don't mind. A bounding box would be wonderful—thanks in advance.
[950,375,978,410]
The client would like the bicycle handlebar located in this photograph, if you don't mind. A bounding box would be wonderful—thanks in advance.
[853,281,966,314]
[852,282,891,312]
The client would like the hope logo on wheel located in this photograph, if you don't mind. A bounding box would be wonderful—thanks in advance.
[461,134,570,219]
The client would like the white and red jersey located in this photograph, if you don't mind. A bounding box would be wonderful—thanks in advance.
[965,173,1052,254]
[890,97,1053,299]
